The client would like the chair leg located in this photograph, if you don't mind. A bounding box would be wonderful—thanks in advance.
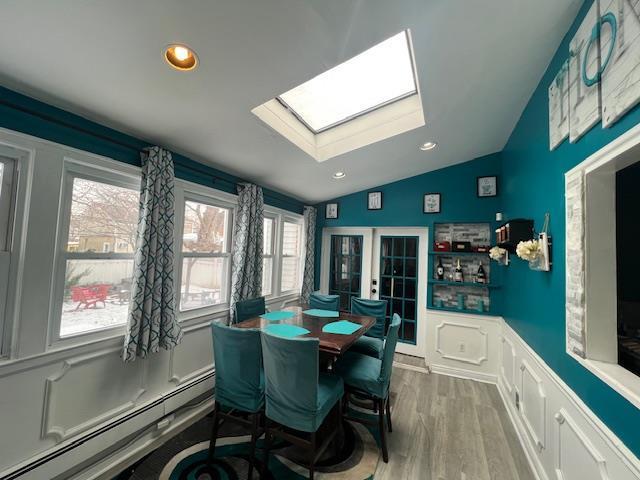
[378,398,389,463]
[247,412,259,480]
[262,418,271,478]
[309,431,316,480]
[386,395,393,433]
[207,402,220,467]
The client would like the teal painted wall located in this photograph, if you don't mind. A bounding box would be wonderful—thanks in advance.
[501,0,640,456]
[314,152,503,291]
[0,86,304,213]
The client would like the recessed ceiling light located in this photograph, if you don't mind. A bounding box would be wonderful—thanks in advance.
[164,44,198,71]
[333,171,346,179]
[420,141,437,151]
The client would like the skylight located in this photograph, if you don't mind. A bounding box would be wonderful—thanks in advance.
[277,31,417,133]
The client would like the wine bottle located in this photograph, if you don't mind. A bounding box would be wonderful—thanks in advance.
[454,258,464,282]
[436,257,445,280]
[476,263,487,284]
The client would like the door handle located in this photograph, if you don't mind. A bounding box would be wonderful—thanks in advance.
[391,277,395,298]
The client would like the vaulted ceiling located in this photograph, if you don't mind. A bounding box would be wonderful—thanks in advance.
[0,0,582,202]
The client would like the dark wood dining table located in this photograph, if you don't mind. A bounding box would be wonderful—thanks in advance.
[233,306,375,356]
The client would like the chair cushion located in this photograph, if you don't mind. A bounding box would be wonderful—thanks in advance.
[334,351,387,399]
[350,335,384,359]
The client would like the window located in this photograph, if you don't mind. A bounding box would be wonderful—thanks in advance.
[262,217,274,296]
[277,31,417,133]
[280,221,302,292]
[58,175,139,338]
[179,199,231,312]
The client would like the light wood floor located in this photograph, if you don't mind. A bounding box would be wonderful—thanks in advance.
[376,364,535,480]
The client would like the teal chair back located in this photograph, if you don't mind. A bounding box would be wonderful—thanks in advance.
[379,314,402,395]
[309,292,340,311]
[234,296,266,323]
[211,322,264,413]
[351,298,388,339]
[260,332,320,432]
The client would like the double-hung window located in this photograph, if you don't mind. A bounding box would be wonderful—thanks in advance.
[262,217,275,296]
[0,156,18,343]
[280,220,303,293]
[56,170,140,339]
[179,198,232,312]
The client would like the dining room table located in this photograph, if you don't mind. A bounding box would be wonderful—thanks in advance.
[232,305,376,357]
[231,305,377,464]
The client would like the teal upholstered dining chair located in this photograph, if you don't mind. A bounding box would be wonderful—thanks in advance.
[349,298,388,359]
[209,322,264,479]
[308,292,340,311]
[260,331,344,479]
[234,296,266,324]
[334,313,401,463]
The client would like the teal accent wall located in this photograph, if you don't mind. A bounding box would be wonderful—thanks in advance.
[0,86,304,213]
[314,152,503,293]
[501,0,640,456]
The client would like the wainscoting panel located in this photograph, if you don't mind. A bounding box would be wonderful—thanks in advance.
[42,347,145,442]
[426,309,502,383]
[519,360,547,450]
[169,322,214,385]
[501,335,516,393]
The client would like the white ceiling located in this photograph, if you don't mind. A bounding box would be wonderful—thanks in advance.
[0,0,582,203]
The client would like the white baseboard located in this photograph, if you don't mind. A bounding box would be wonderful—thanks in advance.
[430,363,497,384]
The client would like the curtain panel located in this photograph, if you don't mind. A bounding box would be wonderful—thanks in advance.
[301,206,317,304]
[230,183,264,323]
[123,146,182,361]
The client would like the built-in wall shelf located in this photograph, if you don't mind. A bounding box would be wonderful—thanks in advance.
[428,222,502,315]
[430,279,500,289]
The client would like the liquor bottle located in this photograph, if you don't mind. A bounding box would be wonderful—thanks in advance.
[453,258,464,282]
[436,257,445,280]
[476,263,487,284]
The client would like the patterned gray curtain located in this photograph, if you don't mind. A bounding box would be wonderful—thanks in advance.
[301,206,316,304]
[123,146,182,362]
[230,183,264,323]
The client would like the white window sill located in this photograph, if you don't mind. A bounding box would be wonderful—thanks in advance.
[569,351,640,411]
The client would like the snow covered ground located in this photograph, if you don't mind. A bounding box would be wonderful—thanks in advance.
[60,300,128,337]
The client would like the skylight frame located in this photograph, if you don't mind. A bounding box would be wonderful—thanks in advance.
[275,30,419,135]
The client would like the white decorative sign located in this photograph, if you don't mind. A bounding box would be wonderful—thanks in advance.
[600,0,640,127]
[569,1,602,143]
[549,60,570,150]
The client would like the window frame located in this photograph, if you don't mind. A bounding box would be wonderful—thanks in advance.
[279,216,304,295]
[262,215,276,298]
[48,160,141,347]
[176,189,235,321]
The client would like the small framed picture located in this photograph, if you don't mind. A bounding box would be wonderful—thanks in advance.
[477,176,498,197]
[325,202,339,219]
[423,193,441,214]
[368,191,383,210]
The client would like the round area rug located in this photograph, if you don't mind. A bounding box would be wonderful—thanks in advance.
[117,410,381,480]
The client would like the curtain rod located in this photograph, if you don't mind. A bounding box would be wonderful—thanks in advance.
[0,97,303,209]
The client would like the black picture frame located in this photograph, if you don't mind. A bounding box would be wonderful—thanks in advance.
[423,193,441,214]
[325,202,339,219]
[477,175,498,197]
[367,191,383,210]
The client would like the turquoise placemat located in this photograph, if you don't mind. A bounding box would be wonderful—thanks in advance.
[303,309,340,318]
[322,320,362,335]
[265,324,310,338]
[260,311,296,321]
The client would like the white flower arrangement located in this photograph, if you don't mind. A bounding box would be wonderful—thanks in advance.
[489,246,507,261]
[516,239,541,261]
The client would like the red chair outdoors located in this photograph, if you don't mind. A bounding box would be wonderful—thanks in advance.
[70,284,110,310]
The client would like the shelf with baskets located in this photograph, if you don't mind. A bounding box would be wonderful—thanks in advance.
[427,222,502,316]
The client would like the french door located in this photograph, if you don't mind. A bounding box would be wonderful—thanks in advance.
[321,227,427,357]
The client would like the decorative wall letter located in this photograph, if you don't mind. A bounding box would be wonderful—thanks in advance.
[600,0,640,127]
[569,1,602,143]
[549,60,570,150]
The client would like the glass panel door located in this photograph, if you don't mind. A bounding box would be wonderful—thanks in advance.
[379,236,418,344]
[329,235,363,310]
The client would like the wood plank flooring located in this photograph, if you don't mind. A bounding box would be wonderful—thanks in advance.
[376,364,535,480]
